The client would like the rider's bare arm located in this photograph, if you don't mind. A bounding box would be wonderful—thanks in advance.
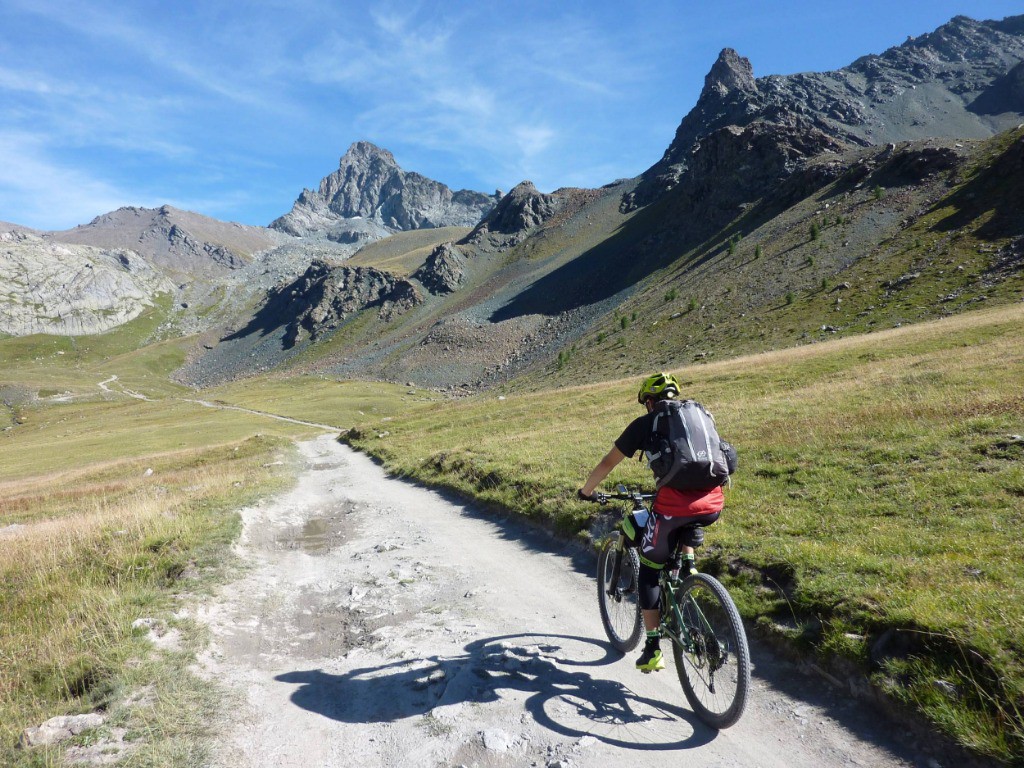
[581,446,627,497]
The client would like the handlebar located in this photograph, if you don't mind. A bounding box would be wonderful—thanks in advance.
[580,484,654,505]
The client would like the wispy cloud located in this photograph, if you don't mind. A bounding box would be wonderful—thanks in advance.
[293,2,660,192]
[0,132,145,229]
[0,0,663,227]
[5,0,299,110]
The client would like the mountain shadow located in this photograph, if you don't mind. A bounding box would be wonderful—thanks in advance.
[930,132,1024,239]
[967,60,1024,117]
[489,201,674,321]
[220,281,305,349]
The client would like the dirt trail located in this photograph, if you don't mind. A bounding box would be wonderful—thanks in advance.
[182,397,340,431]
[196,435,928,767]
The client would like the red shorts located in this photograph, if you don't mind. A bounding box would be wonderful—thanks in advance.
[652,485,724,517]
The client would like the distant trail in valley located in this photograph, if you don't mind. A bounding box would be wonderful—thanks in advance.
[182,397,340,432]
[96,376,340,432]
[97,375,152,401]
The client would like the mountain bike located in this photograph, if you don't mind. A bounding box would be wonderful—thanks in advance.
[589,486,750,729]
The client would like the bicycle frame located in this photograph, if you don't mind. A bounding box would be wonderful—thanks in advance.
[658,561,698,654]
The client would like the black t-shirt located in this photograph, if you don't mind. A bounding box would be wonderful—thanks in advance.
[614,411,726,514]
[614,413,655,458]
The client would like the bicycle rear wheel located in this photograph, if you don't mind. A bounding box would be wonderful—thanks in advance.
[596,538,643,652]
[672,573,750,729]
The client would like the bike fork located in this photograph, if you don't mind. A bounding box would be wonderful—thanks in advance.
[608,544,624,597]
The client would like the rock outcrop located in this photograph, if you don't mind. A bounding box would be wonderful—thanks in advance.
[262,259,422,347]
[271,142,501,240]
[0,231,170,336]
[626,14,1024,210]
[647,119,848,234]
[413,242,467,294]
[463,181,562,249]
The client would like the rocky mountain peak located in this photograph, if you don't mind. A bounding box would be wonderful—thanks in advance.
[341,141,397,167]
[271,142,500,240]
[703,48,757,98]
[51,205,281,276]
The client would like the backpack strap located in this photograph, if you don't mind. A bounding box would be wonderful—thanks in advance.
[654,400,688,490]
[645,411,663,467]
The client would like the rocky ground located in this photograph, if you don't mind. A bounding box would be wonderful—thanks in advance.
[0,230,171,336]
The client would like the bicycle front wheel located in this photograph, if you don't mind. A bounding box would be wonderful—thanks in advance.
[672,573,750,729]
[596,538,643,652]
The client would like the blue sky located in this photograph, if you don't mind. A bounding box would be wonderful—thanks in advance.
[1,1,1021,231]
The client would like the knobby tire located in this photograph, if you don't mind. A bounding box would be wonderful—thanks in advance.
[596,538,643,652]
[671,572,750,729]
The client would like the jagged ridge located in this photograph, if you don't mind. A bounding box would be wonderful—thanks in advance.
[626,14,1024,210]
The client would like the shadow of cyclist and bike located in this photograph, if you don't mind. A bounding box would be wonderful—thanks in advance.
[274,632,718,751]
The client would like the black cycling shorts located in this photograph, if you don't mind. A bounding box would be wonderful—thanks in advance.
[637,511,720,569]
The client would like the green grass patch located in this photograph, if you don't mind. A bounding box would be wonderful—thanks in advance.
[0,302,191,401]
[346,304,1024,762]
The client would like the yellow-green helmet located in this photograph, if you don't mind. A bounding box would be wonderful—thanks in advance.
[637,372,680,403]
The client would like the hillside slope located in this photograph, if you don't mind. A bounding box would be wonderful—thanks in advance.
[179,127,1024,392]
[177,13,1024,391]
[535,128,1024,387]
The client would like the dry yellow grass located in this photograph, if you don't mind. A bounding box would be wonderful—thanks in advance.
[0,435,293,764]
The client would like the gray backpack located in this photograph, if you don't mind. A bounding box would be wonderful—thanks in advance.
[644,399,737,490]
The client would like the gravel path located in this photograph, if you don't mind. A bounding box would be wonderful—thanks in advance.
[196,435,929,768]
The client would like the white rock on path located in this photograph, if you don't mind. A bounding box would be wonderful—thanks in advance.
[482,728,514,752]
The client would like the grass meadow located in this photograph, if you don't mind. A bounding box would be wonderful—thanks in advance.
[3,302,1022,763]
[345,303,1024,763]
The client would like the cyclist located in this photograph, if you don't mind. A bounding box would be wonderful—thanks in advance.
[579,373,724,673]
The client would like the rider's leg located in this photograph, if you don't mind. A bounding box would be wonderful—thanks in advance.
[682,545,697,574]
[636,563,665,672]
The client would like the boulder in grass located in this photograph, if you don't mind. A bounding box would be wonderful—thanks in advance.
[20,713,106,748]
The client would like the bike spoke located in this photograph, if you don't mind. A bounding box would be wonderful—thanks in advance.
[671,574,750,729]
